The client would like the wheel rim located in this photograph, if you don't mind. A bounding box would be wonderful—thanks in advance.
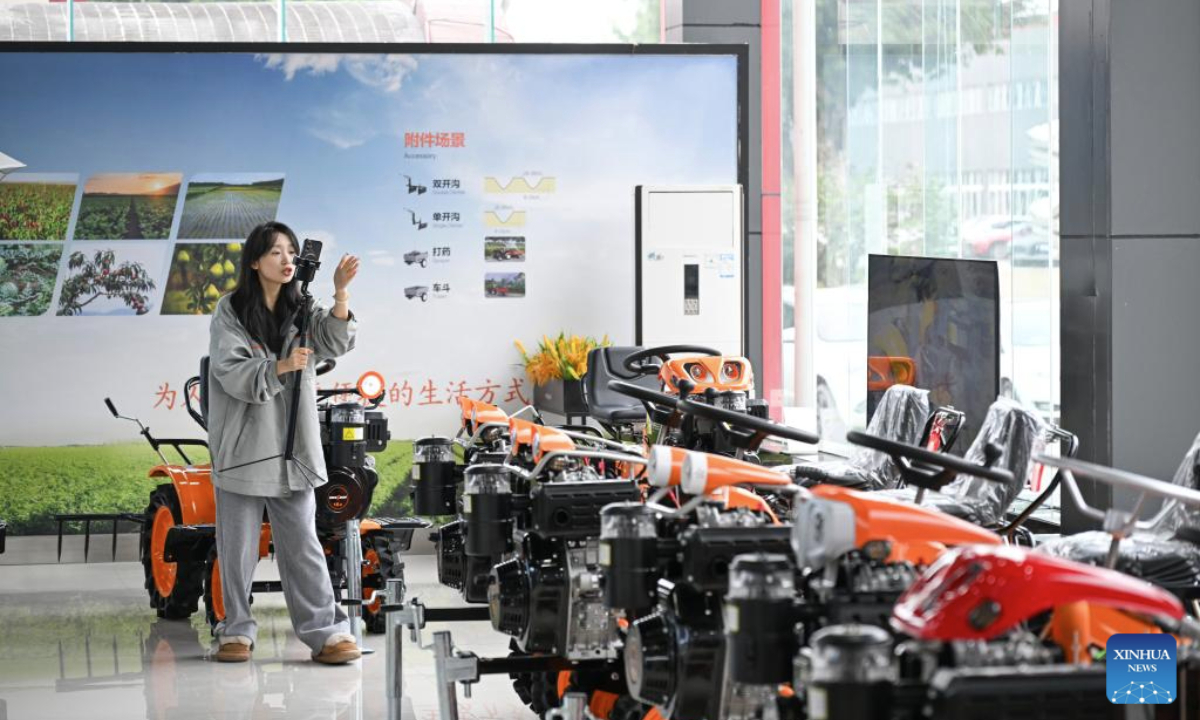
[211,556,225,621]
[151,505,177,597]
[363,548,382,613]
[589,691,619,719]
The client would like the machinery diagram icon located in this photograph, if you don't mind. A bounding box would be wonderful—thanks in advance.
[484,210,527,228]
[484,176,556,194]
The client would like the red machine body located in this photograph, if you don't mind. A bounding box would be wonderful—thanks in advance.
[893,545,1184,642]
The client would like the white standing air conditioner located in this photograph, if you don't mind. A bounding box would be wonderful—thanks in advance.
[635,185,744,356]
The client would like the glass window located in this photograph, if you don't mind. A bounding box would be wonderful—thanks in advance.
[501,0,663,43]
[407,0,504,44]
[783,0,1061,519]
[3,0,665,44]
[1,0,69,41]
[285,1,426,43]
[74,0,280,43]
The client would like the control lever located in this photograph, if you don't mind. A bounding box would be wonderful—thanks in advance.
[678,398,820,447]
[607,380,681,429]
[846,431,1013,505]
[982,442,1003,468]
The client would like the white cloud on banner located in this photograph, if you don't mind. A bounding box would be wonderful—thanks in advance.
[306,105,379,150]
[257,54,418,149]
[257,54,341,80]
[344,56,419,93]
[256,54,418,93]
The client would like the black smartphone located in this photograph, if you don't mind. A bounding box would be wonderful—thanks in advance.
[293,238,324,283]
[300,237,324,262]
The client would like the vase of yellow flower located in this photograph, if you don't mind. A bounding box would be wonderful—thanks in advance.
[514,332,610,417]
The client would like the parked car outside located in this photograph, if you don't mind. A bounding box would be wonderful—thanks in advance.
[963,215,1034,260]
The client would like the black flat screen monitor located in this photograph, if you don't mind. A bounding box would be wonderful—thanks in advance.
[867,254,1000,452]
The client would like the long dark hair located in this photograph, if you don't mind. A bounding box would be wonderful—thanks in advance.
[228,221,302,355]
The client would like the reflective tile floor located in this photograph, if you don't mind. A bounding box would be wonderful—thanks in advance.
[0,556,537,720]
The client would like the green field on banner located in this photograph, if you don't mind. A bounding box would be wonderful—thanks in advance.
[0,441,417,536]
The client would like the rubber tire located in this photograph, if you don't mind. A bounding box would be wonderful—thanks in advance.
[609,695,652,720]
[202,545,222,632]
[508,640,562,718]
[528,670,563,718]
[362,531,405,634]
[510,639,535,704]
[564,673,626,720]
[202,543,256,635]
[141,484,204,620]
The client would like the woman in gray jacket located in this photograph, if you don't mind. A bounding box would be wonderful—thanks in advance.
[206,221,362,664]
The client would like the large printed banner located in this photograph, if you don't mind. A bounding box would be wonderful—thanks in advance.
[0,49,739,536]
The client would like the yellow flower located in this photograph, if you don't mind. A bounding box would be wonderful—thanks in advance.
[515,331,610,386]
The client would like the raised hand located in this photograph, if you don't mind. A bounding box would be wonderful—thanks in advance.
[333,254,360,292]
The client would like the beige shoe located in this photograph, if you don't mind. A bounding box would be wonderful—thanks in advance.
[313,639,362,665]
[214,642,252,663]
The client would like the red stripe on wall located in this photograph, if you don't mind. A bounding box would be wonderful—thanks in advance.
[761,0,783,418]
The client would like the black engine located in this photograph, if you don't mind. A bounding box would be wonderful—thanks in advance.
[314,401,388,534]
[794,624,1127,720]
[487,477,640,659]
[614,519,793,719]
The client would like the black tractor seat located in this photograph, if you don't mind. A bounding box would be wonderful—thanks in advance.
[1038,431,1200,602]
[876,398,1046,528]
[1041,530,1200,602]
[790,384,932,492]
[1175,524,1200,546]
[582,346,660,426]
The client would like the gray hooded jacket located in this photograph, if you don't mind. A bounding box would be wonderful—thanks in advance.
[207,294,357,497]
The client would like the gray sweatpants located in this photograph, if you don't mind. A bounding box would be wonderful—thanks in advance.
[214,486,350,653]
